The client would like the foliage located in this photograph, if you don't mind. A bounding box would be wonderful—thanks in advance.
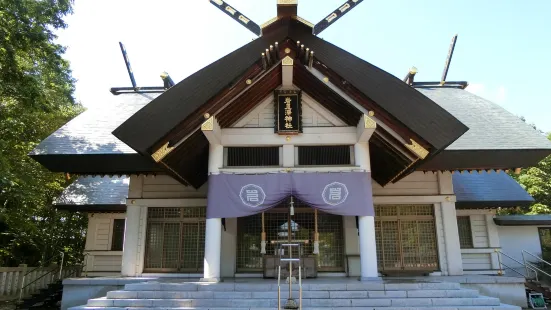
[0,0,87,267]
[500,133,551,215]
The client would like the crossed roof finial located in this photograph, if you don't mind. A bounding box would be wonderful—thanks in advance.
[209,0,363,37]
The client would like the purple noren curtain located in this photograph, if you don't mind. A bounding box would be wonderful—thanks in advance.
[206,172,374,219]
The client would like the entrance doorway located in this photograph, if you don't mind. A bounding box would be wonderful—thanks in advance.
[236,200,345,273]
[375,204,439,274]
[144,207,206,273]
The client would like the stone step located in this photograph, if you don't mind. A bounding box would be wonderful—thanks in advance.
[123,281,462,292]
[106,288,480,299]
[86,296,501,308]
[70,304,521,310]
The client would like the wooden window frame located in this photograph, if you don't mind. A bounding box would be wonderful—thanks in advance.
[457,216,474,249]
[110,219,126,251]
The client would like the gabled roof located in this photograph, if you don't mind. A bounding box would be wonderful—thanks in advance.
[113,19,467,156]
[30,93,162,174]
[53,176,128,212]
[418,88,551,170]
[452,170,534,209]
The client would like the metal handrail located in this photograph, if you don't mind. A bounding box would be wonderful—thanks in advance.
[523,250,551,272]
[18,251,64,301]
[496,250,539,281]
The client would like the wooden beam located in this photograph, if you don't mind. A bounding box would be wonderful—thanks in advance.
[221,127,357,146]
[209,0,261,36]
[281,56,294,87]
[313,0,364,35]
[441,34,458,85]
[201,116,221,145]
[357,114,376,142]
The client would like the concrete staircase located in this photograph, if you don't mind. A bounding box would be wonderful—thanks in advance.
[69,280,521,310]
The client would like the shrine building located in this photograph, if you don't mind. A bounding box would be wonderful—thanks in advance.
[29,1,551,309]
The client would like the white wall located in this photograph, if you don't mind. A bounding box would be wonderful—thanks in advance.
[372,172,439,196]
[84,213,125,275]
[498,225,546,273]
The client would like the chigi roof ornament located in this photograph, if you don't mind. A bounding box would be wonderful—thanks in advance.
[209,0,364,37]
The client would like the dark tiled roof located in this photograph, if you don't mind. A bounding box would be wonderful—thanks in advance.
[417,88,551,151]
[494,215,551,226]
[453,170,534,208]
[31,93,161,156]
[54,176,128,212]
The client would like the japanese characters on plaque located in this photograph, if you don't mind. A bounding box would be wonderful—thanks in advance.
[274,89,302,134]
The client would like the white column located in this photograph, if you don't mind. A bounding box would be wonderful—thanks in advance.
[202,143,223,282]
[437,172,464,275]
[354,142,379,279]
[441,202,464,275]
[358,216,378,279]
[121,205,141,277]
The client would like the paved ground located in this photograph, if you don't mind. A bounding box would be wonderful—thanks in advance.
[0,300,15,310]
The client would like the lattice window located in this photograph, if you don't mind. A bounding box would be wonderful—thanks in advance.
[111,219,125,251]
[297,146,352,166]
[144,207,206,272]
[375,205,439,272]
[236,199,344,272]
[225,147,280,167]
[457,216,474,249]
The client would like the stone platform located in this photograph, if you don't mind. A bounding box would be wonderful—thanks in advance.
[65,277,524,310]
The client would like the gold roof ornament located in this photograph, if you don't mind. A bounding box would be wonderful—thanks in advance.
[152,142,175,162]
[364,115,376,129]
[282,55,294,66]
[201,116,215,131]
[405,139,429,159]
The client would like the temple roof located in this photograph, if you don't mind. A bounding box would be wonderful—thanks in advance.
[418,88,551,151]
[29,93,162,174]
[113,19,467,156]
[53,176,128,212]
[453,170,534,209]
[418,87,551,171]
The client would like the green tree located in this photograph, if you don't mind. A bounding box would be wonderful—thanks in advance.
[501,133,551,215]
[0,0,87,267]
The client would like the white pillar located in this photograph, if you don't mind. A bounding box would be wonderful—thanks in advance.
[121,205,141,277]
[437,172,464,275]
[441,202,464,275]
[202,143,223,282]
[354,142,378,279]
[358,216,379,279]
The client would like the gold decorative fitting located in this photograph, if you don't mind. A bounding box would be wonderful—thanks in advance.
[285,136,291,141]
[131,200,136,204]
[285,48,291,54]
[201,116,215,131]
[405,139,429,159]
[277,0,298,5]
[204,113,210,119]
[260,16,278,29]
[364,114,376,129]
[151,142,175,162]
[368,110,375,116]
[292,16,314,28]
[323,77,329,83]
[212,0,224,5]
[246,79,252,85]
[282,56,294,66]
[445,196,451,202]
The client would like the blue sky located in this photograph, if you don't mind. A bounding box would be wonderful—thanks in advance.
[56,0,550,133]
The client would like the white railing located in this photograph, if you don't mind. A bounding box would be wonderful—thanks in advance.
[0,265,81,300]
